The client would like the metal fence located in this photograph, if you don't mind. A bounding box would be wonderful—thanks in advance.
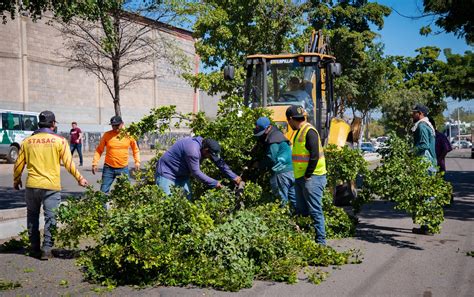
[58,131,190,152]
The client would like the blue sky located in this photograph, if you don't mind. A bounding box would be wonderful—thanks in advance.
[371,0,473,116]
[372,0,472,58]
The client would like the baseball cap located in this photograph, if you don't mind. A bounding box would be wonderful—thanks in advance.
[285,105,305,119]
[254,117,271,137]
[39,110,57,125]
[202,138,221,162]
[110,115,123,125]
[412,104,429,115]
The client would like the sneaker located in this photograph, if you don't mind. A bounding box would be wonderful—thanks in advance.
[412,226,433,236]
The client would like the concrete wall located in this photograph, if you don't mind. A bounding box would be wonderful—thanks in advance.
[0,15,198,133]
[199,90,221,119]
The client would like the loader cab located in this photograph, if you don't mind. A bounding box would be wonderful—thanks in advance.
[242,53,341,143]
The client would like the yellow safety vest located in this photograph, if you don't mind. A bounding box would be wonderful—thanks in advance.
[292,123,326,178]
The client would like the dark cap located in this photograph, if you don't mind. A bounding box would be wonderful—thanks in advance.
[110,115,123,125]
[412,104,429,115]
[254,117,271,137]
[202,138,221,162]
[285,105,305,119]
[39,110,56,125]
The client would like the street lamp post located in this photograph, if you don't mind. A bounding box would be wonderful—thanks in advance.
[458,108,461,142]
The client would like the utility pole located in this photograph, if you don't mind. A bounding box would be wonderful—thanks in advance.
[449,121,452,141]
[458,108,461,142]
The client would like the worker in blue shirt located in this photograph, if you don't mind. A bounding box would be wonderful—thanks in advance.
[155,137,241,199]
[252,117,295,206]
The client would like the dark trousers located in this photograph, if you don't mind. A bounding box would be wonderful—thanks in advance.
[70,143,83,165]
[25,188,61,251]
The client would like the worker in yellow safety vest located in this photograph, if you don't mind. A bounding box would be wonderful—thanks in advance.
[286,105,327,245]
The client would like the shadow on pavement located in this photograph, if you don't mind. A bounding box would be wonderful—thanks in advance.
[51,248,81,259]
[0,187,83,209]
[356,222,423,250]
[355,200,423,250]
[445,171,474,198]
[443,170,474,222]
[444,200,474,222]
[358,200,409,219]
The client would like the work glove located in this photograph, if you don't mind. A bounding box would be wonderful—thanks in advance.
[272,157,286,172]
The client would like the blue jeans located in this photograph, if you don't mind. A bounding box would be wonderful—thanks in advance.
[25,188,61,251]
[100,164,129,193]
[269,171,296,206]
[294,175,327,245]
[156,174,192,200]
[70,143,83,165]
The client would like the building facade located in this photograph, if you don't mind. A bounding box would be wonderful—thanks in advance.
[0,14,199,135]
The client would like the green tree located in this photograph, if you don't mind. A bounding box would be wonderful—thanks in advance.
[347,43,388,122]
[380,88,431,136]
[1,0,121,23]
[186,0,305,95]
[306,0,391,116]
[441,49,474,100]
[367,119,385,138]
[421,0,473,45]
[449,107,474,123]
[380,46,449,136]
[380,46,474,136]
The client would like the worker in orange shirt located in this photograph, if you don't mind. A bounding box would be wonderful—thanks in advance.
[92,115,140,193]
[13,110,88,260]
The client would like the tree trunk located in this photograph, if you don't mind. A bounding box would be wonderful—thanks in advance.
[113,58,121,117]
[112,15,121,117]
[362,111,370,141]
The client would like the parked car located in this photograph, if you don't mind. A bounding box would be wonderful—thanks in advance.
[452,140,472,149]
[374,136,389,151]
[360,142,376,153]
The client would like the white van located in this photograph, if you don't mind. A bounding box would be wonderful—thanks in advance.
[0,109,39,163]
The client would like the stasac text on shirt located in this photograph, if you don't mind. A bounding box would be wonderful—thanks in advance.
[14,131,83,190]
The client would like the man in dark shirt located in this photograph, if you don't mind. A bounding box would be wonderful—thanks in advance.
[286,105,327,245]
[70,122,83,166]
[428,116,452,173]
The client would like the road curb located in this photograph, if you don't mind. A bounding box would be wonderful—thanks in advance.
[0,207,27,222]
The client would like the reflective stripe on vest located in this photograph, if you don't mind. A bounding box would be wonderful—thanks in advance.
[292,123,326,178]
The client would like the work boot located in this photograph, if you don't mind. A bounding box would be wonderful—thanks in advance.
[40,248,54,260]
[28,248,42,259]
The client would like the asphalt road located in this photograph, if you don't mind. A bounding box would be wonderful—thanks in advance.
[0,150,473,296]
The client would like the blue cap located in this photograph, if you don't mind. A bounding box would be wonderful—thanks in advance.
[254,117,271,137]
[110,115,123,125]
[202,138,221,161]
[412,104,429,115]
